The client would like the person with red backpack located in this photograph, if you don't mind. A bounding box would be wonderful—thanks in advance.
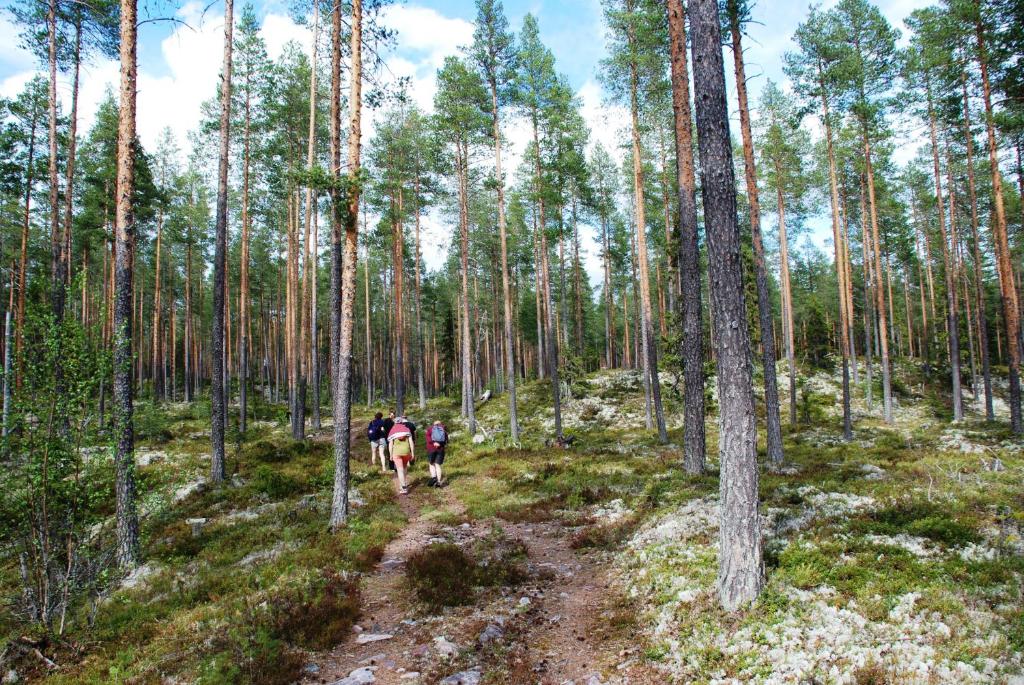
[426,420,448,488]
[387,419,415,494]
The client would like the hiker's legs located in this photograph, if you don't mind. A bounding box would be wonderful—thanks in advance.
[434,463,443,484]
[395,459,407,490]
[380,443,390,471]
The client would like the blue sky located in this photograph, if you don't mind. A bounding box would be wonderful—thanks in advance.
[1,0,932,279]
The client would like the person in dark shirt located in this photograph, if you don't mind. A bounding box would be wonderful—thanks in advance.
[367,412,387,471]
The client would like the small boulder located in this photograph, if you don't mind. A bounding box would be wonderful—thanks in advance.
[173,478,207,503]
[433,636,459,658]
[136,450,165,467]
[355,633,393,645]
[439,669,481,685]
[330,667,376,685]
[471,433,486,445]
[477,623,503,645]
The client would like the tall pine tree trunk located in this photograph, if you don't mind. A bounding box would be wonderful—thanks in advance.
[926,79,963,420]
[490,81,519,441]
[627,22,667,443]
[330,0,362,529]
[667,0,706,472]
[113,0,140,569]
[819,72,853,440]
[689,0,762,610]
[729,7,782,464]
[210,0,234,481]
[962,75,993,420]
[976,18,1021,433]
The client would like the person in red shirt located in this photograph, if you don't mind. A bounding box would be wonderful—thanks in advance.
[426,420,448,488]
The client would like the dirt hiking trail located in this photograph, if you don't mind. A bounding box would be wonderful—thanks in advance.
[305,467,660,685]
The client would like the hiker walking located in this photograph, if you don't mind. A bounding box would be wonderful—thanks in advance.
[367,412,388,471]
[387,418,415,494]
[426,420,448,488]
[382,411,396,471]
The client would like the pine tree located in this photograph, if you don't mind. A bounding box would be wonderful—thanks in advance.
[689,0,763,611]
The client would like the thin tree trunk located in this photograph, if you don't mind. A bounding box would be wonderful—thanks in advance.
[414,177,426,410]
[976,18,1021,432]
[774,163,797,427]
[210,0,234,481]
[926,80,962,420]
[330,0,361,529]
[962,75,993,419]
[689,0,762,610]
[16,93,38,375]
[62,17,82,293]
[819,69,853,440]
[532,114,561,437]
[729,8,782,464]
[489,75,519,441]
[627,11,666,443]
[668,0,706,472]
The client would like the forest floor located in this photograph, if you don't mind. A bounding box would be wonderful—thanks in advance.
[2,360,1023,684]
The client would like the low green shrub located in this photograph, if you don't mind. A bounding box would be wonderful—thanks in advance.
[251,465,302,499]
[406,543,476,609]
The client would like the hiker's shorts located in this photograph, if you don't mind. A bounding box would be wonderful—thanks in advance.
[370,438,387,448]
[428,450,445,465]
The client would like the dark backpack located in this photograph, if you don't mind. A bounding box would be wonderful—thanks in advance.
[368,420,383,441]
[430,424,447,444]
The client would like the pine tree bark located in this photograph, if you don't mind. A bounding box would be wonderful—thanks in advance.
[62,17,82,295]
[627,14,667,443]
[458,141,476,433]
[861,116,893,423]
[926,79,962,420]
[330,0,361,529]
[532,117,561,436]
[729,6,783,464]
[414,176,426,410]
[113,0,140,569]
[962,75,993,420]
[819,65,853,440]
[667,0,706,472]
[488,75,520,441]
[16,92,38,375]
[239,63,252,433]
[210,0,234,482]
[774,161,797,427]
[976,18,1021,433]
[689,0,763,610]
[47,0,64,320]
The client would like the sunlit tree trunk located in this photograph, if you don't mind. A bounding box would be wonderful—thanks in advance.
[330,0,362,528]
[962,75,993,420]
[113,0,141,569]
[729,5,782,463]
[818,66,853,439]
[210,0,234,481]
[976,18,1021,432]
[627,15,666,443]
[926,79,962,420]
[668,0,706,472]
[689,0,762,610]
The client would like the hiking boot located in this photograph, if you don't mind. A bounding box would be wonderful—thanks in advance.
[428,477,437,486]
[400,486,409,495]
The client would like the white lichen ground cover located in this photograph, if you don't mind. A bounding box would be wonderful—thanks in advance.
[616,461,1024,683]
